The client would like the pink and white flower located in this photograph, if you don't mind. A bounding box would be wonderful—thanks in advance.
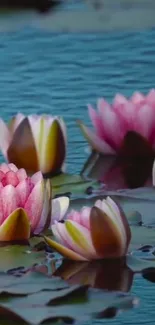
[0,113,67,175]
[78,90,155,154]
[0,163,52,241]
[45,196,131,261]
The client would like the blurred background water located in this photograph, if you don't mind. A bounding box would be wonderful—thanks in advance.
[0,3,155,323]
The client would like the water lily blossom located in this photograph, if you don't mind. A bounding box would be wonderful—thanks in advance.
[44,196,131,261]
[78,89,155,154]
[0,163,52,241]
[0,113,66,175]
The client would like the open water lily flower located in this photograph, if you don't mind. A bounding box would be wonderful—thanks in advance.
[0,113,66,175]
[44,196,131,261]
[0,163,52,241]
[78,89,155,155]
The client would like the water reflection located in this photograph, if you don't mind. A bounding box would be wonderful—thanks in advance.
[81,131,154,190]
[54,258,134,292]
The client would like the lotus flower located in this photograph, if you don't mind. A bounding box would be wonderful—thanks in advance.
[0,113,66,175]
[44,196,131,261]
[78,90,155,155]
[0,162,52,241]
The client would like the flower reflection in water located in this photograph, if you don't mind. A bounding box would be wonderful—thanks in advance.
[54,258,134,292]
[81,131,154,189]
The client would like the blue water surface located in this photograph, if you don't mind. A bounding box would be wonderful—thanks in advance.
[0,20,155,325]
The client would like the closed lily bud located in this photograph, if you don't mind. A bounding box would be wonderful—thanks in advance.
[0,113,66,176]
[44,196,131,261]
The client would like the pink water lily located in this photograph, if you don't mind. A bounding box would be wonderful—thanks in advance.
[44,196,131,261]
[78,89,155,154]
[0,163,52,241]
[0,113,66,175]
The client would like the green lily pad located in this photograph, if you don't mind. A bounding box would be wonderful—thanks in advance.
[0,274,137,324]
[0,245,45,272]
[0,272,69,295]
[51,173,100,198]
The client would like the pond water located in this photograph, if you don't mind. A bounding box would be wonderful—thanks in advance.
[0,7,155,325]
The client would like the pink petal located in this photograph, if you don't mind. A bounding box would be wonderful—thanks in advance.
[88,104,104,139]
[80,207,91,229]
[52,223,65,245]
[65,220,97,258]
[0,163,10,173]
[113,93,128,106]
[2,171,19,187]
[0,185,19,224]
[53,221,94,259]
[16,180,32,207]
[24,180,44,233]
[34,181,51,234]
[16,168,27,182]
[114,102,135,129]
[52,222,72,248]
[31,171,43,185]
[97,98,111,112]
[78,121,115,154]
[134,105,155,140]
[146,89,155,106]
[131,91,145,104]
[97,100,124,150]
[8,163,18,172]
[0,171,5,182]
[67,210,81,224]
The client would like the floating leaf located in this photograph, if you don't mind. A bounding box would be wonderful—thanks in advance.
[127,255,155,272]
[127,211,142,226]
[0,272,68,295]
[0,245,45,272]
[0,284,137,324]
[51,173,100,198]
[130,226,155,251]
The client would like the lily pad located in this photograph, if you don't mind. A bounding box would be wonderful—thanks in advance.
[127,255,155,272]
[130,226,155,251]
[51,173,100,198]
[0,245,45,272]
[0,271,69,295]
[0,278,137,324]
